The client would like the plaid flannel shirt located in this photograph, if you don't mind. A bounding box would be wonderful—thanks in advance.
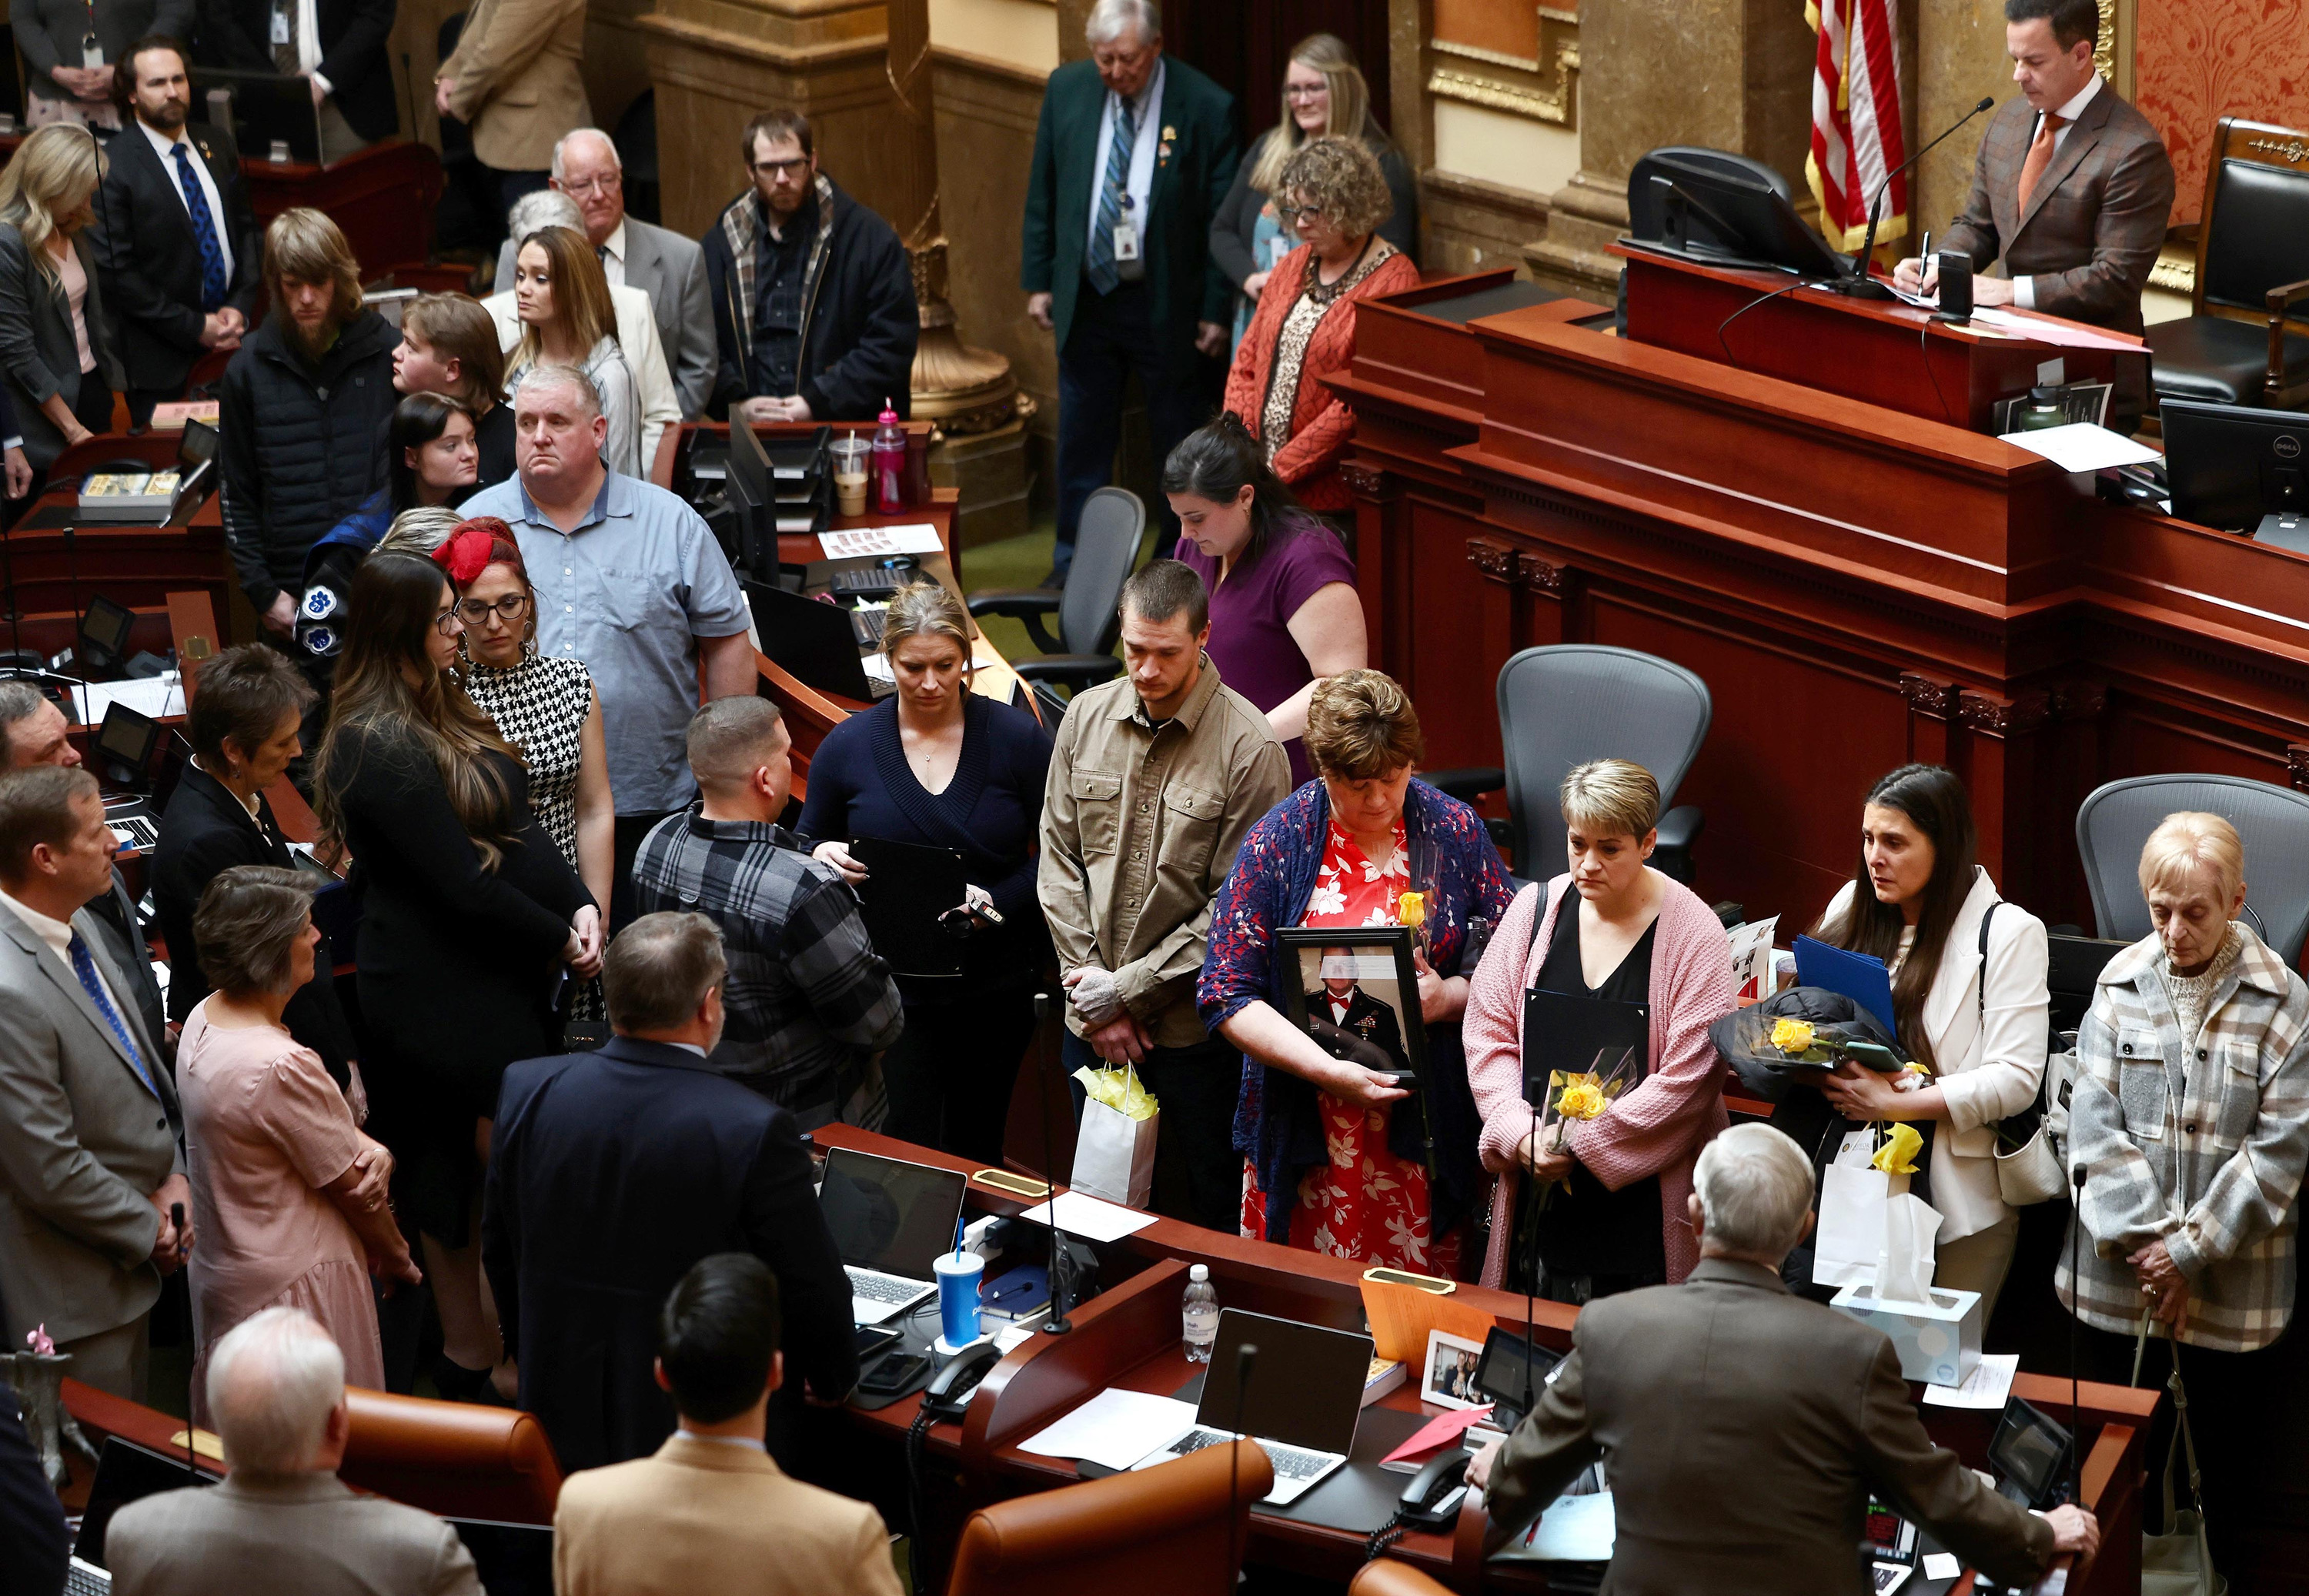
[631,807,904,1115]
[2057,925,2309,1351]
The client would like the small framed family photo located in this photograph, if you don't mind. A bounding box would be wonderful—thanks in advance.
[1421,1328,1488,1410]
[1278,927,1428,1087]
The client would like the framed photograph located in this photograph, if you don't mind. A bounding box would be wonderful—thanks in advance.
[1421,1328,1489,1411]
[1278,927,1428,1087]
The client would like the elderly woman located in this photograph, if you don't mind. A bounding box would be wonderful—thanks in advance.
[1464,760,1736,1298]
[1201,670,1514,1274]
[179,866,420,1424]
[2060,812,2309,1561]
[1221,135,1418,517]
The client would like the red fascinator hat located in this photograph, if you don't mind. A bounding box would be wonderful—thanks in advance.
[431,518,523,588]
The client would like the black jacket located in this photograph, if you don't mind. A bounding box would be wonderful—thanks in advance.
[0,1388,66,1596]
[192,0,399,143]
[217,309,399,610]
[0,225,126,469]
[482,1034,858,1474]
[91,121,262,396]
[702,174,917,421]
[152,763,356,1087]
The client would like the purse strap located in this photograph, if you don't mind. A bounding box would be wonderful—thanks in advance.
[2134,1315,2212,1528]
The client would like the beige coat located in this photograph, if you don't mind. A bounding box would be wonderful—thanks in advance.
[440,0,591,173]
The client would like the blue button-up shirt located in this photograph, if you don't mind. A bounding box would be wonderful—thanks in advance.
[462,469,750,815]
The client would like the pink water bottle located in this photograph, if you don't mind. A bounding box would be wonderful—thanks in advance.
[872,401,907,514]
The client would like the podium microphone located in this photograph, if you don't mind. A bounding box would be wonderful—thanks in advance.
[2070,1162,2086,1509]
[1227,1341,1258,1596]
[1031,990,1072,1334]
[1827,95,1997,300]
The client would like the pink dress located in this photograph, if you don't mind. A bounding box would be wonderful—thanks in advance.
[179,1004,383,1423]
[1239,817,1464,1276]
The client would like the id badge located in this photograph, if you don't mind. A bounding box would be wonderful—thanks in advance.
[271,2,292,44]
[81,34,103,68]
[1112,219,1140,263]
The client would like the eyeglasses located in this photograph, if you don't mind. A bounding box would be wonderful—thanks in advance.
[432,606,463,636]
[1275,204,1325,225]
[559,172,621,198]
[1284,84,1328,101]
[456,594,531,626]
[752,156,810,179]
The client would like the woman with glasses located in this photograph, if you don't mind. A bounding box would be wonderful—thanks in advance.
[1221,136,1418,519]
[312,550,600,1401]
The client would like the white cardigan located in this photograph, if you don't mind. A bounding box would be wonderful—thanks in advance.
[1821,866,2050,1241]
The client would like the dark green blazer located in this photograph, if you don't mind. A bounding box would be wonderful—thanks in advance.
[1020,55,1240,368]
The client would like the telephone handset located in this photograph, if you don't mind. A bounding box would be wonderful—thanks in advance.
[921,1341,1002,1422]
[1398,1449,1471,1530]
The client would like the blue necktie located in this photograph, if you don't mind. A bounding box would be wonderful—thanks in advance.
[69,930,159,1101]
[1084,92,1138,295]
[172,142,229,313]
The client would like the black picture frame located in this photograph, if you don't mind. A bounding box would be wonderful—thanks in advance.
[1278,927,1429,1088]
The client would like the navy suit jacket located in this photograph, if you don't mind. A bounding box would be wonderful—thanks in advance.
[481,1034,857,1474]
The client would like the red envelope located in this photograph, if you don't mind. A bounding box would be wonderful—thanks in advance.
[1381,1402,1495,1466]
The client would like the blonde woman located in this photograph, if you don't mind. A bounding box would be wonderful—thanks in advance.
[504,225,640,476]
[0,123,124,480]
[1209,33,1416,352]
[799,581,1052,1162]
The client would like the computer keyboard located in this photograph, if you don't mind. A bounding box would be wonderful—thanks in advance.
[65,1557,111,1594]
[847,1268,926,1305]
[106,813,159,852]
[1169,1430,1332,1481]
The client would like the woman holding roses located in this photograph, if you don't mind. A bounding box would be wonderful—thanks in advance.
[1463,760,1736,1299]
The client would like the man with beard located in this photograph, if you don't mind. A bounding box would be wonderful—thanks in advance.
[216,209,399,639]
[92,37,262,429]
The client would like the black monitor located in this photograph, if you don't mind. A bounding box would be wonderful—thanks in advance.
[816,1147,969,1278]
[727,420,776,572]
[192,66,322,162]
[94,701,162,787]
[1195,1309,1372,1457]
[176,418,219,470]
[447,1518,555,1596]
[2162,397,2309,536]
[75,1435,212,1568]
[742,576,878,701]
[1987,1396,2073,1508]
[1473,1324,1562,1432]
[1637,155,1852,282]
[79,594,137,673]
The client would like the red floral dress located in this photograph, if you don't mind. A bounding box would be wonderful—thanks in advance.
[1239,817,1462,1276]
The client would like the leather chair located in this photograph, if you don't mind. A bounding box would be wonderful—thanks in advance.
[339,1387,565,1526]
[1348,1560,1456,1596]
[968,486,1143,726]
[944,1440,1273,1596]
[2147,118,2309,411]
[2075,773,2309,964]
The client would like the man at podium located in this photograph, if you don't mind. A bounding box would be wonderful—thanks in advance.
[1893,0,2172,427]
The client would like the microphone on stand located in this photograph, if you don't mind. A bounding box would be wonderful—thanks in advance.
[1032,990,1072,1334]
[2070,1163,2087,1508]
[1522,1092,1540,1422]
[1226,1341,1258,1596]
[1826,95,1997,300]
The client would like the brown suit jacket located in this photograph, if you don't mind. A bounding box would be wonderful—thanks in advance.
[1485,1259,2056,1595]
[439,0,590,173]
[553,1434,903,1596]
[1937,82,2175,337]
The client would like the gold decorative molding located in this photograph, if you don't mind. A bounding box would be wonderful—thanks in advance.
[1428,9,1578,127]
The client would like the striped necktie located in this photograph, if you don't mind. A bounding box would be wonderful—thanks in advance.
[172,142,230,312]
[1084,92,1138,295]
[69,930,159,1100]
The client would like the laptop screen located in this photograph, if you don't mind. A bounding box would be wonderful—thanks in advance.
[1195,1308,1373,1457]
[75,1436,213,1568]
[817,1147,968,1278]
[449,1518,555,1596]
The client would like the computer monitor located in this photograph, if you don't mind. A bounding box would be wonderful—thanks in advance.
[1637,155,1852,282]
[1987,1397,2073,1508]
[1473,1325,1562,1432]
[727,420,775,572]
[1194,1309,1372,1457]
[79,594,137,673]
[816,1147,969,1279]
[94,701,162,787]
[176,418,219,470]
[741,577,878,701]
[448,1518,555,1596]
[75,1435,212,1568]
[192,67,322,162]
[2162,397,2309,536]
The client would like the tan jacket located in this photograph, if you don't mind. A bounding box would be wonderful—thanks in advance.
[439,0,590,173]
[1486,1259,2055,1595]
[553,1435,902,1596]
[1038,657,1290,1048]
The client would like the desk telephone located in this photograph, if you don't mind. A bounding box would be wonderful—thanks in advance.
[1397,1449,1470,1530]
[921,1341,1002,1422]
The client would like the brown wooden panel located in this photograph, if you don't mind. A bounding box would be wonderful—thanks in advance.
[1403,502,1503,772]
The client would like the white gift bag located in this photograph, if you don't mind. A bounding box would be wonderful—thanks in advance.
[1813,1162,1899,1290]
[1070,1074,1158,1207]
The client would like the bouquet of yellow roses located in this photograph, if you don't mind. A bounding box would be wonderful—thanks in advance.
[1529,1047,1642,1209]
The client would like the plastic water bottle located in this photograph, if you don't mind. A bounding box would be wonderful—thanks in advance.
[1182,1264,1218,1363]
[871,401,907,513]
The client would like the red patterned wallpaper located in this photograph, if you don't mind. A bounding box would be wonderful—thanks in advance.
[2136,0,2309,226]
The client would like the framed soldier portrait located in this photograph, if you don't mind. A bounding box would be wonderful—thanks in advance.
[1278,927,1429,1089]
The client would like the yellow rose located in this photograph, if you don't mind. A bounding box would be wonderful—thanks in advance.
[1556,1081,1608,1120]
[1871,1123,1924,1176]
[1770,1018,1816,1053]
[1396,891,1426,928]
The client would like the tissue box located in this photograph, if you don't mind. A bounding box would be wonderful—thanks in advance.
[1829,1280,1983,1387]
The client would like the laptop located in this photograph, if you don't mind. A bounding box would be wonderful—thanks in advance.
[448,1518,556,1596]
[743,577,896,703]
[1129,1308,1374,1505]
[817,1146,969,1324]
[72,1434,215,1580]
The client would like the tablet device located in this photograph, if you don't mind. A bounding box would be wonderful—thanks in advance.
[849,834,967,978]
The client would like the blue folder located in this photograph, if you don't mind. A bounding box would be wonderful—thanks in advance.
[1791,934,1897,1034]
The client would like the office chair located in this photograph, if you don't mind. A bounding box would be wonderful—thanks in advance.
[2144,118,2309,412]
[339,1387,565,1525]
[2075,773,2309,963]
[943,1439,1272,1596]
[1425,645,1712,885]
[1349,1561,1457,1596]
[967,486,1144,724]
[1625,146,1797,245]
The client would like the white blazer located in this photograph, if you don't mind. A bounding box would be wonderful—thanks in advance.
[483,283,682,474]
[1823,866,2050,1241]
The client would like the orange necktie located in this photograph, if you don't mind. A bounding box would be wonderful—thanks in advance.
[2017,113,2068,215]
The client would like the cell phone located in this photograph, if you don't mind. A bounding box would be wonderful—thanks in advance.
[857,1351,932,1396]
[854,1324,900,1360]
[1838,1040,1906,1073]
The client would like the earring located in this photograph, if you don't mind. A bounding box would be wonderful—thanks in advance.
[523,619,538,660]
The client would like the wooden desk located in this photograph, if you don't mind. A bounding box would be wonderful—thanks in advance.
[238,142,444,281]
[666,419,960,579]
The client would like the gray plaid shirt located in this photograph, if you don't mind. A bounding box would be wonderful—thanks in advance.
[2057,924,2309,1351]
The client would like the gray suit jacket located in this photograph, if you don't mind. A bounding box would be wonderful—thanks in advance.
[1937,83,2175,337]
[0,900,178,1347]
[498,216,716,417]
[1486,1259,2056,1595]
[0,224,128,468]
[106,1472,483,1596]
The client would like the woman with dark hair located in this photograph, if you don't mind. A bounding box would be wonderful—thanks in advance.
[506,225,639,476]
[1809,763,2050,1317]
[313,551,600,1399]
[1165,412,1365,784]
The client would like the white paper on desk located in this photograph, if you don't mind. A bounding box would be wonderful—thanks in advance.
[72,675,182,726]
[1018,1389,1198,1471]
[1509,1491,1616,1561]
[819,523,944,560]
[1997,422,2162,474]
[1969,307,2147,354]
[1922,1352,2018,1410]
[861,651,896,684]
[1923,1551,1963,1580]
[1011,1190,1159,1243]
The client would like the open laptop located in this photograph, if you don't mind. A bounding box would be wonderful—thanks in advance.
[1129,1308,1374,1505]
[448,1518,556,1596]
[817,1146,969,1325]
[70,1434,216,1586]
[743,577,896,703]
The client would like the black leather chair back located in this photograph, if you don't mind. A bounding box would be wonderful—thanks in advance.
[1626,148,1796,250]
[2204,156,2309,319]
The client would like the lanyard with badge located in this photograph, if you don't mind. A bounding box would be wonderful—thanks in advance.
[1113,195,1143,281]
[272,0,294,48]
[80,0,102,68]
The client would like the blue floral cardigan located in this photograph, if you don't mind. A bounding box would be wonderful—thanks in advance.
[1198,778,1516,1244]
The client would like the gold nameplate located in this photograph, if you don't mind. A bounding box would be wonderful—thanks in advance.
[169,1427,226,1463]
[1360,1266,1457,1296]
[180,634,215,662]
[972,1168,1054,1200]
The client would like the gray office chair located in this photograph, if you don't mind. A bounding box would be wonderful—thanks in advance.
[1426,646,1712,885]
[2075,773,2309,963]
[967,486,1145,724]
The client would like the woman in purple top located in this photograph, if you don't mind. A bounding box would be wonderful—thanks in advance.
[1166,414,1367,785]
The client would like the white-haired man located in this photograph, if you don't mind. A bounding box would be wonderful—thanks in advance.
[105,1307,482,1595]
[1469,1124,2100,1594]
[492,129,716,418]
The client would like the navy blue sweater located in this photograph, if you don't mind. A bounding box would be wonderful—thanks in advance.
[797,694,1053,993]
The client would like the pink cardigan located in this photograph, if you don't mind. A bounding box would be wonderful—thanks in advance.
[1465,874,1736,1287]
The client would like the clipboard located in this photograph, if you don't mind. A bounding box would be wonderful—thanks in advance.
[849,835,966,978]
[1791,934,1896,1033]
[1519,987,1649,1102]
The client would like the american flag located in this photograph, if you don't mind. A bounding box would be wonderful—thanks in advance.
[1806,0,1910,252]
